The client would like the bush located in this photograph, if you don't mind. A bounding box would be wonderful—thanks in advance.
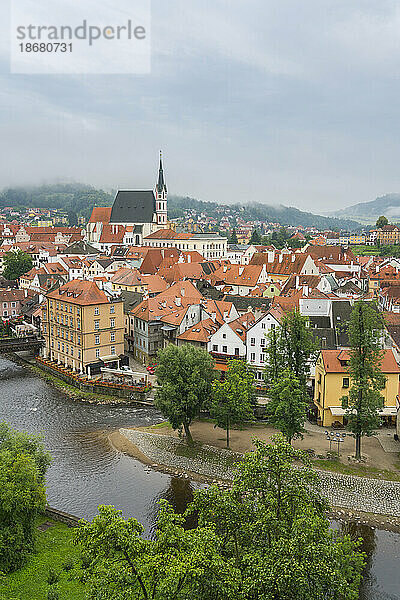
[47,567,59,585]
[61,557,74,572]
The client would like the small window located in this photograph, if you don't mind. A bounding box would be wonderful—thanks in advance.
[110,318,115,328]
[222,345,227,353]
[95,348,100,359]
[110,305,115,314]
[110,332,115,342]
[111,346,116,355]
[212,345,218,352]
[250,353,255,362]
[250,338,255,346]
[95,334,100,345]
[342,377,349,388]
[94,306,99,316]
[94,320,99,330]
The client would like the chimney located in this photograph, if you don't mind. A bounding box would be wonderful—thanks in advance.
[267,250,275,263]
[175,297,182,307]
[223,265,227,273]
[279,254,283,263]
[292,254,296,262]
[239,267,244,276]
[181,287,185,297]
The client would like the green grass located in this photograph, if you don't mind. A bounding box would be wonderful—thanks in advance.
[351,245,381,256]
[0,517,84,600]
[150,421,171,429]
[314,458,400,482]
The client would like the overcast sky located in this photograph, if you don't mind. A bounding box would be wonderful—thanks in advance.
[1,0,400,212]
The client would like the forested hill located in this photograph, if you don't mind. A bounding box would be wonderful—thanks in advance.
[0,184,113,220]
[0,184,361,229]
[332,194,400,223]
[168,196,362,230]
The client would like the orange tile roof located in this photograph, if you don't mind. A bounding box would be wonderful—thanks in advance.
[88,207,112,224]
[321,349,399,373]
[46,280,111,306]
[177,318,220,343]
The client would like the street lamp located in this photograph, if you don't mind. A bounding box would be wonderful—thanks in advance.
[325,431,346,457]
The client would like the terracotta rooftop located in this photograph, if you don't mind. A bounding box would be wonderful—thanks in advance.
[46,280,111,306]
[321,349,399,373]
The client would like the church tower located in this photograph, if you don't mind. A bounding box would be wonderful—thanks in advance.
[155,151,168,227]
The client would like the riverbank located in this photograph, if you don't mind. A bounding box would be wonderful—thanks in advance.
[7,353,152,406]
[112,424,400,530]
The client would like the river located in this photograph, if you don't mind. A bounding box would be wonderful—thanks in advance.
[0,356,399,599]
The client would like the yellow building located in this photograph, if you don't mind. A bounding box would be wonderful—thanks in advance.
[43,280,124,374]
[314,349,400,426]
[349,234,366,245]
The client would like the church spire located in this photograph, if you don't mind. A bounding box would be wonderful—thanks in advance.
[157,150,167,194]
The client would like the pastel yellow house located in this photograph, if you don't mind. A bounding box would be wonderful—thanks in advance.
[314,349,400,427]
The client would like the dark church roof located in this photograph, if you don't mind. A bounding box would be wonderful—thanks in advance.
[110,191,156,225]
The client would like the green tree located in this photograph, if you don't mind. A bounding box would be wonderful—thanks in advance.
[341,301,386,459]
[2,249,33,280]
[250,229,262,244]
[155,345,215,445]
[228,228,238,244]
[0,422,51,481]
[74,502,239,600]
[264,310,318,390]
[375,215,388,229]
[210,359,255,448]
[192,435,365,600]
[266,369,308,444]
[67,210,78,227]
[0,424,50,573]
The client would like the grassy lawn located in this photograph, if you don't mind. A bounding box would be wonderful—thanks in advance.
[351,245,381,256]
[0,517,84,600]
[314,458,400,482]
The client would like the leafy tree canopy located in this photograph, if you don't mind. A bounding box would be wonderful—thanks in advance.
[0,424,50,573]
[210,359,255,447]
[266,369,308,443]
[155,344,215,444]
[375,215,388,229]
[341,301,386,459]
[228,228,238,244]
[3,249,33,280]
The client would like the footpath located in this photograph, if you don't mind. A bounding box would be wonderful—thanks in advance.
[119,428,400,519]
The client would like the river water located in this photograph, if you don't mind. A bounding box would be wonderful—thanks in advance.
[0,357,399,599]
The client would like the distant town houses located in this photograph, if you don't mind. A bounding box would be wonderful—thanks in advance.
[3,154,400,428]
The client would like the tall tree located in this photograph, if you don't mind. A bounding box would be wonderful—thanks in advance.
[192,435,365,600]
[341,301,386,460]
[228,228,238,244]
[266,369,308,444]
[210,359,255,448]
[2,249,33,280]
[74,502,239,600]
[250,229,262,244]
[375,215,388,229]
[0,424,50,573]
[264,310,319,390]
[67,210,78,227]
[155,345,215,445]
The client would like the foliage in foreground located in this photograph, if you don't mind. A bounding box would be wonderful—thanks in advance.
[0,423,51,574]
[154,344,215,444]
[75,436,365,600]
[0,517,83,600]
